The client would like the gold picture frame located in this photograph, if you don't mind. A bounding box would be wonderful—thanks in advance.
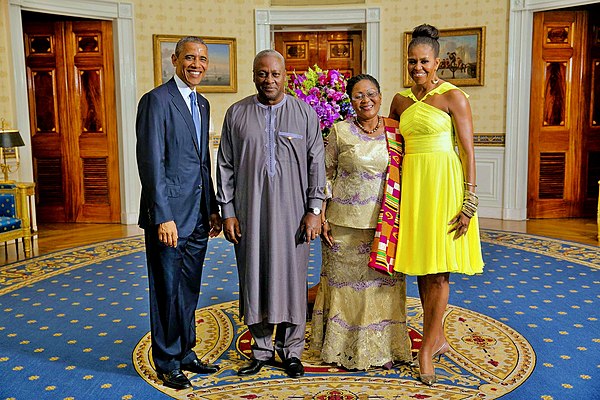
[153,35,237,92]
[402,27,485,87]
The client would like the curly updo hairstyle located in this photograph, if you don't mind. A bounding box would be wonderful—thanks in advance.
[346,74,381,98]
[408,24,440,58]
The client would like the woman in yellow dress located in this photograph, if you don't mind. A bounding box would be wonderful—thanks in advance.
[389,24,484,385]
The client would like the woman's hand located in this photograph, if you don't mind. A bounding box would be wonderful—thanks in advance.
[448,211,471,240]
[208,213,222,238]
[320,219,334,247]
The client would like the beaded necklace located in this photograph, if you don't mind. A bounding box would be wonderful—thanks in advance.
[354,115,382,135]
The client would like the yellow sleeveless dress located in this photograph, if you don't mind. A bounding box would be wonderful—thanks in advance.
[393,82,484,276]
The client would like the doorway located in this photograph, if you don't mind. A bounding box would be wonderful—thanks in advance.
[274,30,363,77]
[22,11,121,223]
[527,5,600,218]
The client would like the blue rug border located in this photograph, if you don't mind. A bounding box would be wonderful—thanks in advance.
[1,228,598,296]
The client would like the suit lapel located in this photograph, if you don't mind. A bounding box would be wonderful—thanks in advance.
[166,79,202,159]
[198,94,209,163]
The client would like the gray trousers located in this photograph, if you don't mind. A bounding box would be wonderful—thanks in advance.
[248,320,306,361]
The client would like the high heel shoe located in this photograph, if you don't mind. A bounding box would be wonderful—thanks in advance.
[419,372,437,386]
[416,353,437,386]
[412,341,449,366]
[432,341,449,361]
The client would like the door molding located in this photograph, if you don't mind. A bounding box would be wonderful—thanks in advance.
[255,8,381,79]
[505,0,598,220]
[8,0,139,224]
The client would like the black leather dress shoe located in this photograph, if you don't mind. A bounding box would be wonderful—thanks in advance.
[283,357,304,378]
[237,358,271,376]
[181,359,220,374]
[157,368,191,390]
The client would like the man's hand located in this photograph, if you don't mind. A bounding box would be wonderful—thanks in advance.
[222,217,242,244]
[300,212,321,243]
[158,220,178,247]
[209,213,222,238]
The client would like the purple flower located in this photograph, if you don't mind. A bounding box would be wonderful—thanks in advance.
[305,94,320,106]
[286,65,355,137]
[330,91,344,102]
[327,69,341,82]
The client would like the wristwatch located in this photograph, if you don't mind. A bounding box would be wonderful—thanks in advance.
[308,207,321,216]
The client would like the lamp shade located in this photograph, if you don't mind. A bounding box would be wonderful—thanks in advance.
[0,130,25,148]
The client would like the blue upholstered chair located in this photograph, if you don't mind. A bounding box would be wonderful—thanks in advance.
[0,183,32,258]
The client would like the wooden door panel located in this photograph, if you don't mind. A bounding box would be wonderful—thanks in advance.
[24,20,70,222]
[275,30,362,79]
[77,69,105,133]
[582,7,600,214]
[30,69,59,134]
[528,11,584,218]
[537,132,570,148]
[68,21,120,222]
[318,32,362,77]
[541,59,571,128]
[23,13,120,223]
[275,32,318,80]
[592,58,600,127]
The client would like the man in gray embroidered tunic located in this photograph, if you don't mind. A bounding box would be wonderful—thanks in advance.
[216,50,325,378]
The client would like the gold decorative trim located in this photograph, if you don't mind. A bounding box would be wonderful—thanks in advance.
[474,134,505,146]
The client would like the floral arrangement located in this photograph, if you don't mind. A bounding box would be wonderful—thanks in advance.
[287,65,355,137]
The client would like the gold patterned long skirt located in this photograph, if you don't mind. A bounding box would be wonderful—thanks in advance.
[310,224,412,370]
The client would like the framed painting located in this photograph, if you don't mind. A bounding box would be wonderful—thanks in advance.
[402,27,485,87]
[153,35,237,92]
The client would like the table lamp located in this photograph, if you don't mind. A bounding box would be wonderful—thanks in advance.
[0,120,25,183]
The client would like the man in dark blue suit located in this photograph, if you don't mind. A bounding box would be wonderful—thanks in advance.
[136,36,222,390]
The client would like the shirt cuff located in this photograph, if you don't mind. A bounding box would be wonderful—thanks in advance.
[307,198,323,210]
[220,202,236,219]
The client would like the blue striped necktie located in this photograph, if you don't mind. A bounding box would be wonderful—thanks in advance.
[190,91,201,147]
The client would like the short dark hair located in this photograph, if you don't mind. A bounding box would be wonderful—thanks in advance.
[174,36,206,58]
[408,24,440,57]
[253,49,285,71]
[346,74,381,97]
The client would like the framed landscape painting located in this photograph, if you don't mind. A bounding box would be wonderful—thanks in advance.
[153,35,237,92]
[403,27,485,87]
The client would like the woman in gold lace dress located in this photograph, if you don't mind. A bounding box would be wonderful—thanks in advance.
[310,74,412,370]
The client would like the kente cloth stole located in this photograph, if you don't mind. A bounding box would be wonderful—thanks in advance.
[368,124,403,275]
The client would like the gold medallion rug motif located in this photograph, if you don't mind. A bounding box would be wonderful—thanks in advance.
[133,297,534,399]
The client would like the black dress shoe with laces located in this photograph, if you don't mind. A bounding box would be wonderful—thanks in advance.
[157,368,192,390]
[181,359,220,374]
[283,357,304,378]
[237,358,271,376]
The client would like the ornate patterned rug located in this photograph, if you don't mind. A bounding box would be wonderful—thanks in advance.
[0,230,598,399]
